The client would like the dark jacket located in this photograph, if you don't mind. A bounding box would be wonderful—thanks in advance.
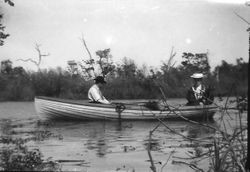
[186,85,214,106]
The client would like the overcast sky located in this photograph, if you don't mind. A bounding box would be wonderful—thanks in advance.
[0,0,249,70]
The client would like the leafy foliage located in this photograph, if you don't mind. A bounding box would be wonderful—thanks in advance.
[181,52,211,76]
[3,0,14,6]
[0,0,14,46]
[214,58,248,96]
[0,59,12,74]
[80,48,116,79]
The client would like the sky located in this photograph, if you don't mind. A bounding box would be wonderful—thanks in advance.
[0,0,249,71]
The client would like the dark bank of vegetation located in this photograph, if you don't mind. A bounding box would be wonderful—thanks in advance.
[0,51,248,101]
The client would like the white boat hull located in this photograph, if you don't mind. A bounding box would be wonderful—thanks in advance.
[35,97,218,120]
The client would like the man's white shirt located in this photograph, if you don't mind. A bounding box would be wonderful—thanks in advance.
[88,84,110,104]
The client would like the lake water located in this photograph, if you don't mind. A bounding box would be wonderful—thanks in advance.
[0,98,247,172]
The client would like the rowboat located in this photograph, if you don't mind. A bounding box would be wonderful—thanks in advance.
[35,96,218,120]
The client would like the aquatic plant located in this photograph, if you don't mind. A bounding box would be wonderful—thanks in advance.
[0,136,61,171]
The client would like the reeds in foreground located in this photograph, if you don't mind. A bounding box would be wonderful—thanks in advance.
[146,92,248,172]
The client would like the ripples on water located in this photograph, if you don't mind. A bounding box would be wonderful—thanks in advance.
[0,98,247,172]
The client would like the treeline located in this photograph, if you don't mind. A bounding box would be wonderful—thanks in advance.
[0,53,248,101]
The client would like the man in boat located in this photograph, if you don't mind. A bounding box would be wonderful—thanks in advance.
[186,73,214,106]
[88,76,111,104]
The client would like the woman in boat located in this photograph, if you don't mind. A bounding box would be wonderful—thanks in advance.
[186,73,214,106]
[88,76,111,104]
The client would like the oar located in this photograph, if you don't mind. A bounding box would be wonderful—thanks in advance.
[111,101,149,106]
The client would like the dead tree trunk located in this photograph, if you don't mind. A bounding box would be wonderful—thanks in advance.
[17,43,50,71]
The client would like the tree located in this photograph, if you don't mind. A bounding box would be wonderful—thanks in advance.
[79,36,115,79]
[80,48,115,79]
[214,58,248,95]
[79,35,95,79]
[160,47,177,74]
[0,0,14,46]
[180,52,211,76]
[12,66,26,76]
[1,59,12,74]
[67,60,79,76]
[95,48,115,77]
[116,57,136,78]
[17,43,50,71]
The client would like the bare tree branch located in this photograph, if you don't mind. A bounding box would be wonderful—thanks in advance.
[167,46,176,68]
[234,11,250,25]
[80,34,93,60]
[17,58,38,66]
[79,34,96,78]
[160,150,175,172]
[35,43,50,67]
[17,43,49,71]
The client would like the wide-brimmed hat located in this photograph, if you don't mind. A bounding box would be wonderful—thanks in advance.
[190,73,204,79]
[94,76,106,84]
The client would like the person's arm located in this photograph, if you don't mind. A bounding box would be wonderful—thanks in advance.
[97,98,111,104]
[203,85,214,105]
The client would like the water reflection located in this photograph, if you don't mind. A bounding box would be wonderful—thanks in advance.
[0,116,218,154]
[34,119,216,156]
[0,119,13,136]
[0,114,231,172]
